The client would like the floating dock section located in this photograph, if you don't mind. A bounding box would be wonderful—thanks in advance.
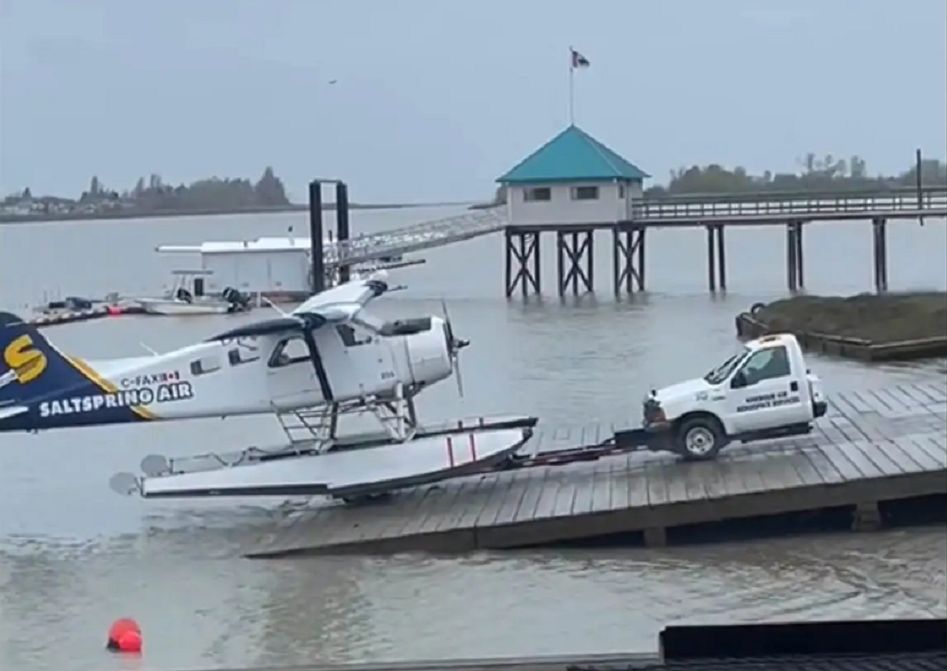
[246,382,947,557]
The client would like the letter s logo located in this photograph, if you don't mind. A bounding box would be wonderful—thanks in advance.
[3,334,47,383]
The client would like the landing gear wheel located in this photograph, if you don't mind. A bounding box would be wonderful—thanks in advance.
[675,417,726,461]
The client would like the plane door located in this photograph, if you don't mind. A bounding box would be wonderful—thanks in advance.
[318,324,398,399]
[265,335,324,409]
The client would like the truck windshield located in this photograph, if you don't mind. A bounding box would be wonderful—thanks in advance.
[703,348,749,384]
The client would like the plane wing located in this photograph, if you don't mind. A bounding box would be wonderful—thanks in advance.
[207,271,390,342]
[291,270,389,323]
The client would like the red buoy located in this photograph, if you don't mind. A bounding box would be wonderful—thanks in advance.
[117,629,142,653]
[107,618,142,653]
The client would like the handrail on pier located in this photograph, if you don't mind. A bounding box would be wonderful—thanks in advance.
[631,185,947,221]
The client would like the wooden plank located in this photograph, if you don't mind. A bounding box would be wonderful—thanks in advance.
[754,450,806,491]
[609,454,630,510]
[511,467,552,524]
[627,461,649,509]
[911,435,947,467]
[428,479,477,533]
[550,469,581,518]
[850,438,910,477]
[681,461,709,503]
[529,470,565,521]
[699,457,730,500]
[590,459,614,513]
[852,389,894,417]
[663,461,691,504]
[798,447,842,487]
[901,382,938,404]
[644,461,669,507]
[836,390,873,413]
[887,436,941,471]
[455,474,502,530]
[918,380,947,402]
[392,486,449,538]
[475,470,520,528]
[782,440,827,486]
[491,471,533,526]
[570,463,597,516]
[874,386,914,413]
[815,442,865,482]
[896,383,934,406]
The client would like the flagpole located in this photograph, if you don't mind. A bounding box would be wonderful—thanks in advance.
[568,46,575,125]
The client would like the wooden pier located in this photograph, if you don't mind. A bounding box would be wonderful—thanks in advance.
[246,382,947,558]
[504,186,947,297]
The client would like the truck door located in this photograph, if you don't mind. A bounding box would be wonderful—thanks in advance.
[727,344,807,433]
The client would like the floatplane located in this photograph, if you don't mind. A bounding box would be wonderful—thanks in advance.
[0,271,536,501]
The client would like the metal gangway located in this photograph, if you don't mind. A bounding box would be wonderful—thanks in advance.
[325,206,506,268]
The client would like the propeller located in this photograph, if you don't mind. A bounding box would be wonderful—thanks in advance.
[440,299,469,397]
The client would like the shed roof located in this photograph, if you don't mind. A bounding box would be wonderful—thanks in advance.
[496,125,650,184]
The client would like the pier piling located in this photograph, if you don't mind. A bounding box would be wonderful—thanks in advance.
[308,181,324,293]
[706,225,727,291]
[612,225,645,295]
[786,221,805,292]
[556,229,594,296]
[504,228,541,297]
[872,217,888,292]
[335,182,350,283]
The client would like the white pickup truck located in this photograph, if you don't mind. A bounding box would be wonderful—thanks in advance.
[640,333,827,460]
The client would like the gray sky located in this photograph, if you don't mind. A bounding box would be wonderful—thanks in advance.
[1,0,945,203]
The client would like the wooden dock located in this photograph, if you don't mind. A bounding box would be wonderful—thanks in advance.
[246,382,947,558]
[503,185,947,297]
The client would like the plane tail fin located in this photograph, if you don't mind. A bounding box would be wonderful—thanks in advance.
[0,311,78,407]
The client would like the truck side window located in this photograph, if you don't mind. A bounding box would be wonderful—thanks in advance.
[739,346,790,386]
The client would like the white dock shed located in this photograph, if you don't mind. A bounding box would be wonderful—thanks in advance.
[496,124,650,227]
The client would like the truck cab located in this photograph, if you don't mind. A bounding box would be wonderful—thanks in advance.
[642,333,827,460]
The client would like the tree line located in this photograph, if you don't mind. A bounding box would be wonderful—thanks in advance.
[647,153,947,196]
[7,167,290,212]
[89,166,289,209]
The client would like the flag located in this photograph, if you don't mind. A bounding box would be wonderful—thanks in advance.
[571,48,590,69]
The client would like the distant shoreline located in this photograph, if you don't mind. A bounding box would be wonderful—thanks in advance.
[0,200,477,225]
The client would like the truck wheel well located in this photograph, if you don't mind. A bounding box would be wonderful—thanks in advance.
[674,411,725,435]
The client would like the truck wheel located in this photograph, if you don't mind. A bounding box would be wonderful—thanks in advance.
[676,416,726,460]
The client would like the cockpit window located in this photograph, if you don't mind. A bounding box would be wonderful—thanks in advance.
[268,337,310,367]
[336,324,372,347]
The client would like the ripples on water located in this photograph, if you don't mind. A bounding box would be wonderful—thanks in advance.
[1,210,945,670]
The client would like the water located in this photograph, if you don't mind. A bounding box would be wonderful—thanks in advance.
[1,208,945,670]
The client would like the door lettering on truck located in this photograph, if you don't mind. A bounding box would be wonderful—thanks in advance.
[737,390,800,413]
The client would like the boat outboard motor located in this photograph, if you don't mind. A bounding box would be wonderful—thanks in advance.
[222,287,250,311]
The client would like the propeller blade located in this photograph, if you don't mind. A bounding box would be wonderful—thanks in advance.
[454,354,464,397]
[439,299,452,338]
[440,298,465,398]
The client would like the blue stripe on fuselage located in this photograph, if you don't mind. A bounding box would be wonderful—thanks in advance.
[0,312,147,431]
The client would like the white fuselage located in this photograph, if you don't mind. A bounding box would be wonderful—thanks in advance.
[33,317,454,426]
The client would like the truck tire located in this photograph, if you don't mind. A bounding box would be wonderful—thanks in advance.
[675,416,726,460]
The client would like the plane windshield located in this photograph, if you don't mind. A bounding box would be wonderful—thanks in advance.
[354,311,385,333]
[703,347,750,384]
